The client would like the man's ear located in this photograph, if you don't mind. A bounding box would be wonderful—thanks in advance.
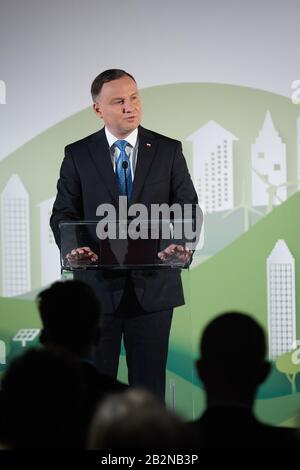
[93,102,103,119]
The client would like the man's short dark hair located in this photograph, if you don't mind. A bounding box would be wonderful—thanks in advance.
[91,69,136,102]
[37,280,101,355]
[200,311,266,367]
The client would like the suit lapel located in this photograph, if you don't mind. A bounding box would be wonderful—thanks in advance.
[88,126,158,206]
[88,129,119,204]
[131,127,158,204]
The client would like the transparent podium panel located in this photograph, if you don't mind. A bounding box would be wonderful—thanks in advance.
[59,219,198,271]
[59,220,202,420]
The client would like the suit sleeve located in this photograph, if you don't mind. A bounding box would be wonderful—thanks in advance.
[50,146,83,249]
[170,142,203,255]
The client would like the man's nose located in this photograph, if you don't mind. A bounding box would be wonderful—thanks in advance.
[123,99,134,113]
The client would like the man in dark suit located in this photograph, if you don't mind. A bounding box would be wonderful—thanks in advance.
[50,69,201,400]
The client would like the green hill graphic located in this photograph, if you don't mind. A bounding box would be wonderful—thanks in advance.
[0,83,298,291]
[189,190,300,346]
[0,83,299,421]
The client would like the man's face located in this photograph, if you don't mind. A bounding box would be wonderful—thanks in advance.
[93,75,142,138]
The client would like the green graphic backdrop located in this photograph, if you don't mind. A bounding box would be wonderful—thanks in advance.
[0,83,299,425]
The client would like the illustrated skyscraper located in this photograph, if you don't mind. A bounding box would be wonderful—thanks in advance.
[187,120,238,213]
[252,111,287,207]
[267,240,296,361]
[0,79,6,104]
[1,174,31,296]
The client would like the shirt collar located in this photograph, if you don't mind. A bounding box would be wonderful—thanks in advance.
[105,127,138,149]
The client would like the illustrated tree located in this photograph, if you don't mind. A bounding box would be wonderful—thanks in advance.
[276,350,300,394]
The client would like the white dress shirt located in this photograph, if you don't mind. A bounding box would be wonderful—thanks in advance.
[105,127,138,180]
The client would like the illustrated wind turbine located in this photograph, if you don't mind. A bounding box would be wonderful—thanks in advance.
[253,168,300,213]
[222,179,263,232]
[277,179,300,194]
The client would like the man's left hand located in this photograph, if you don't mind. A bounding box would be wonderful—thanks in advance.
[158,244,192,264]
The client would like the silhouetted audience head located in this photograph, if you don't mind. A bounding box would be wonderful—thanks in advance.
[189,312,300,450]
[88,388,184,451]
[37,280,101,357]
[196,312,270,404]
[0,348,87,449]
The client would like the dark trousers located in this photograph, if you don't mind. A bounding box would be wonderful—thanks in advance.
[94,277,173,401]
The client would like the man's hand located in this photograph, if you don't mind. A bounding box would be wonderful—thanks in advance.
[158,244,192,264]
[66,247,98,267]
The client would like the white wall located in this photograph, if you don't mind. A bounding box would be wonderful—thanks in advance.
[0,0,300,160]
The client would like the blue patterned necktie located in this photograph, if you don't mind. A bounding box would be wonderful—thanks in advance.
[114,140,133,201]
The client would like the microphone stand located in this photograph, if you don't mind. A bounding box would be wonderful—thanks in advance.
[122,160,129,202]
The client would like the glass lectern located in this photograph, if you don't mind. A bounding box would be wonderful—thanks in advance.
[59,219,197,271]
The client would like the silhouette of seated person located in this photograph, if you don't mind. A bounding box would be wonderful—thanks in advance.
[190,312,300,450]
[37,281,127,413]
[0,348,88,449]
[88,388,186,452]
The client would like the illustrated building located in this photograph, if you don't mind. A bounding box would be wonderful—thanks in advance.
[0,79,6,104]
[0,340,5,364]
[267,240,296,361]
[251,111,287,207]
[187,120,238,213]
[0,174,31,296]
[38,197,61,286]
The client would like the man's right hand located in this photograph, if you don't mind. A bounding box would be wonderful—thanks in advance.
[66,247,98,267]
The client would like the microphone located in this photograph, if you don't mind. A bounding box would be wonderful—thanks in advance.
[122,160,129,200]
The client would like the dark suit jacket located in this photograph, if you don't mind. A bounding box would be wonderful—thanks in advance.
[50,126,201,314]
